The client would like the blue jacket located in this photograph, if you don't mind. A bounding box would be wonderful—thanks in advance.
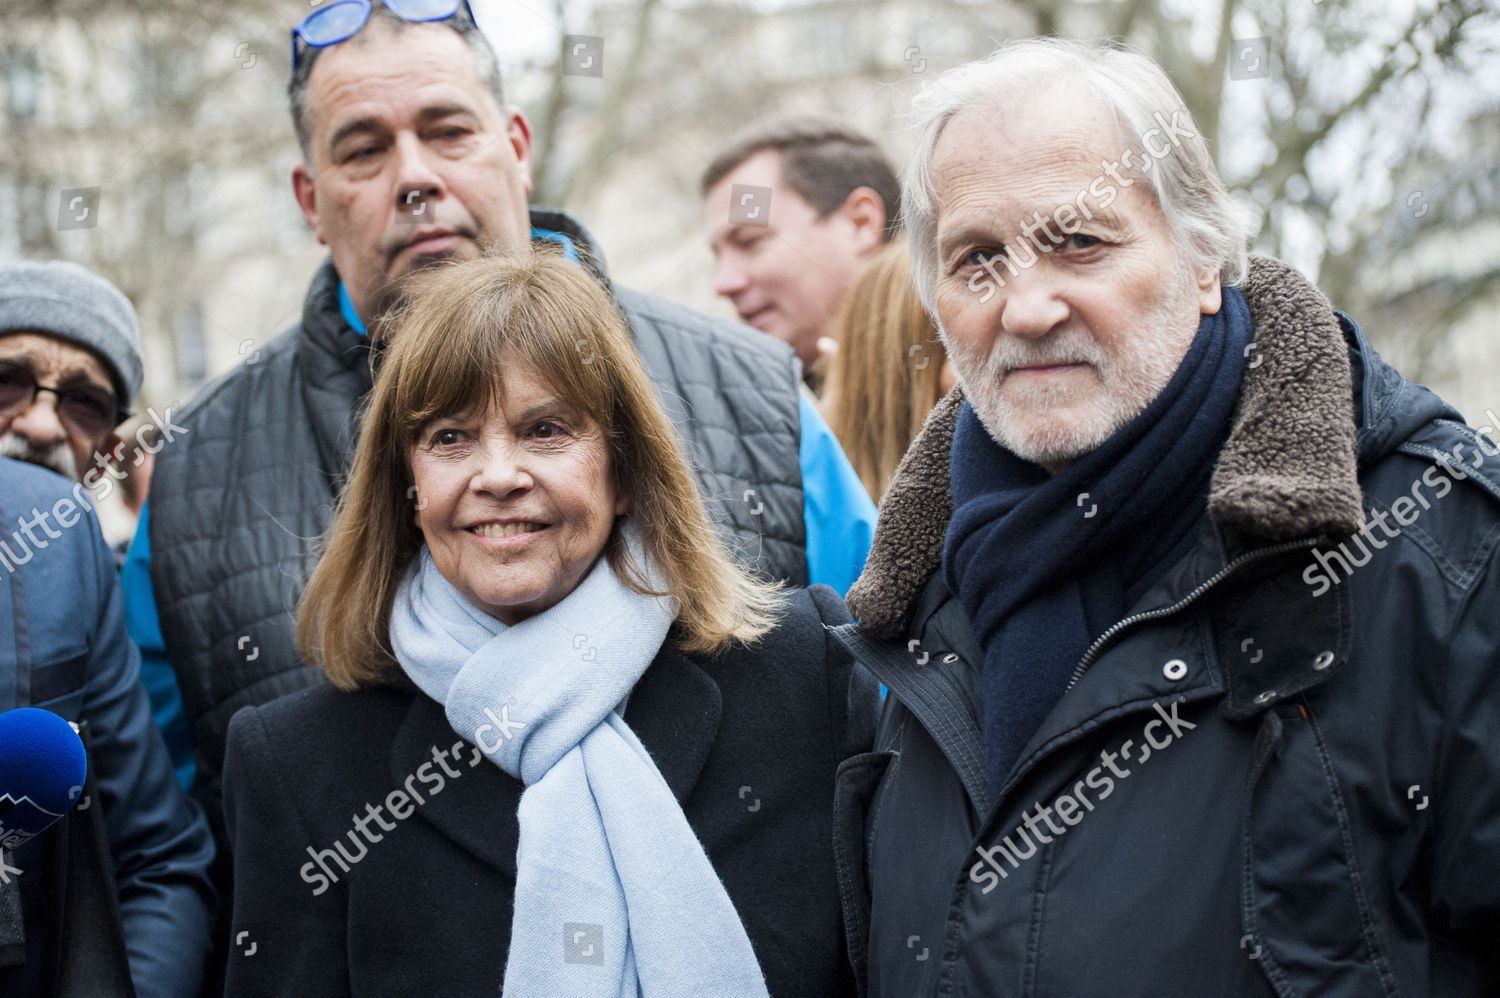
[0,458,215,998]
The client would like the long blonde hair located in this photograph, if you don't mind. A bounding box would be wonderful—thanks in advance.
[821,239,948,502]
[298,250,785,690]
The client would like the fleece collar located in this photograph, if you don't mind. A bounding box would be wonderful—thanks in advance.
[846,255,1364,639]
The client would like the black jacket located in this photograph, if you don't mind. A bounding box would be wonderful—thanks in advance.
[222,585,878,997]
[149,208,809,857]
[834,257,1500,997]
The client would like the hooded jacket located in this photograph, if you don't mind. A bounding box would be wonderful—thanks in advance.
[830,257,1500,997]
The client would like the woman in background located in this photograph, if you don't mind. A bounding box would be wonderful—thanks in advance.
[821,239,956,503]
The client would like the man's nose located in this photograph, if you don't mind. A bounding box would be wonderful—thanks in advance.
[9,397,69,450]
[712,255,750,299]
[393,133,446,215]
[999,268,1069,339]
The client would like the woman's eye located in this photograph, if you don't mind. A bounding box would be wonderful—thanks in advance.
[1066,233,1103,251]
[530,420,563,440]
[430,428,465,447]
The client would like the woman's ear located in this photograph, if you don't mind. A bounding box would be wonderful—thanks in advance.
[611,463,632,516]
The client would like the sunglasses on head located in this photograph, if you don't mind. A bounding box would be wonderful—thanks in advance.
[291,0,477,74]
[0,358,125,440]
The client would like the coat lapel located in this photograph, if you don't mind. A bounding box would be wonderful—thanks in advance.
[389,689,521,878]
[387,644,724,877]
[622,644,723,806]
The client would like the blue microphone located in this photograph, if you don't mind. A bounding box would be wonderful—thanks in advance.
[0,707,88,851]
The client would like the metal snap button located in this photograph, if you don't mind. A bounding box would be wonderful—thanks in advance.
[1313,650,1335,671]
[1253,689,1276,705]
[942,653,959,664]
[1162,659,1188,681]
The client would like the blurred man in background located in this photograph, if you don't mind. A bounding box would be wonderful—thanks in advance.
[1,457,214,998]
[0,263,194,793]
[702,115,901,390]
[0,261,139,498]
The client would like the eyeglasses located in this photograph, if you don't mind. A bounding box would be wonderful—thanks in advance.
[291,0,477,74]
[0,359,125,440]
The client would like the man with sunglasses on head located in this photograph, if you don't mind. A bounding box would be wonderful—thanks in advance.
[126,0,876,889]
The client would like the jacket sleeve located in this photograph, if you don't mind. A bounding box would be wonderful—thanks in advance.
[810,584,880,766]
[80,506,215,998]
[1431,539,1500,976]
[223,705,351,996]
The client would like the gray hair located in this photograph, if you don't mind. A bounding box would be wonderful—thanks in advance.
[288,8,507,164]
[903,37,1250,313]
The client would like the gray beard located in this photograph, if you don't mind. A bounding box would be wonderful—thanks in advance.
[945,264,1200,467]
[1,432,80,480]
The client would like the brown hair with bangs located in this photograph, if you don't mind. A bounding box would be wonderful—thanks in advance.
[297,249,786,690]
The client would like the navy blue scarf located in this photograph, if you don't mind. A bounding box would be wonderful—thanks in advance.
[942,286,1253,794]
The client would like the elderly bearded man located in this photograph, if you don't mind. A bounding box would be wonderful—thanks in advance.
[830,38,1500,997]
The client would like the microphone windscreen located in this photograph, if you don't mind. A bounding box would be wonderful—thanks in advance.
[0,707,88,850]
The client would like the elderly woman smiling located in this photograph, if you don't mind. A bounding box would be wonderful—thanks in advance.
[220,251,875,998]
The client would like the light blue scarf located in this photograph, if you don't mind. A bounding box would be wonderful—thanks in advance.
[389,523,770,998]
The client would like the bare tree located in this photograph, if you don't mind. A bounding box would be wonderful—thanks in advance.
[528,0,1497,400]
[2,0,302,402]
[4,0,1495,408]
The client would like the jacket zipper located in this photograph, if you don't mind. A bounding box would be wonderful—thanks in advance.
[1063,537,1321,692]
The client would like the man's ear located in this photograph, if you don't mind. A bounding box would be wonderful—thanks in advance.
[504,106,536,196]
[292,163,327,246]
[1196,263,1223,315]
[835,186,889,258]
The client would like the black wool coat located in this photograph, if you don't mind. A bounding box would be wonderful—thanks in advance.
[222,585,877,997]
[837,257,1500,997]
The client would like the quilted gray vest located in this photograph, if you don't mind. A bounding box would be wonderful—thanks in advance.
[150,209,806,826]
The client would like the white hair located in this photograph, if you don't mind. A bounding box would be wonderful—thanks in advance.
[903,37,1251,313]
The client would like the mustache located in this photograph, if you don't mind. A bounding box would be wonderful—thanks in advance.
[954,327,1110,378]
[1,432,80,480]
[980,330,1107,376]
